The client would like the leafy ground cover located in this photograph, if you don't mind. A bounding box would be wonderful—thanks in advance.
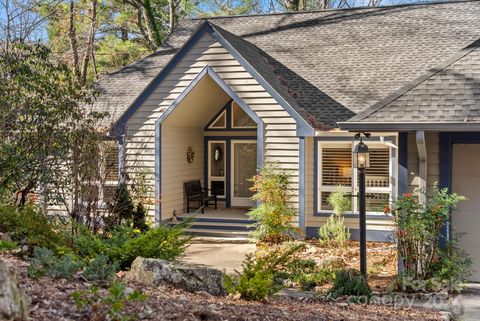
[1,253,441,321]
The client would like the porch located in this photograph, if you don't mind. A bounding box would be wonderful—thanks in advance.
[156,67,264,235]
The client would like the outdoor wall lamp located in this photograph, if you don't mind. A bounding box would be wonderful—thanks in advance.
[353,140,370,169]
[353,132,371,278]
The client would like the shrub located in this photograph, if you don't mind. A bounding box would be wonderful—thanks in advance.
[390,185,470,291]
[69,224,110,260]
[83,255,118,282]
[68,222,189,270]
[120,223,190,269]
[72,281,147,321]
[133,202,148,232]
[27,247,83,279]
[319,189,351,247]
[106,182,135,229]
[430,238,473,291]
[328,269,371,299]
[224,242,303,300]
[247,163,296,243]
[0,203,67,252]
[278,258,336,291]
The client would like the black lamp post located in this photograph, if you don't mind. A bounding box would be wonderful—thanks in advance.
[353,133,370,278]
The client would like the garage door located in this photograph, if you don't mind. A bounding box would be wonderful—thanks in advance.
[452,144,480,282]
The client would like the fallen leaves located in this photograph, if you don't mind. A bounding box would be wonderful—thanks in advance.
[1,252,441,321]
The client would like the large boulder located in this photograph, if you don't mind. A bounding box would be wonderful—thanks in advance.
[0,260,29,320]
[126,257,226,296]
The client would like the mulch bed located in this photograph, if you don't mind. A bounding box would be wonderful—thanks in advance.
[2,253,442,321]
[298,240,398,292]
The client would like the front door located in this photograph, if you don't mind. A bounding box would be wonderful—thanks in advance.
[231,140,257,207]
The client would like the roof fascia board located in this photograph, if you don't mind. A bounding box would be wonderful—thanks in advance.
[208,24,315,136]
[338,122,480,132]
[109,21,211,136]
[348,38,480,123]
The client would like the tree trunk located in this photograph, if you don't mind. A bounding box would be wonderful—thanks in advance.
[169,0,175,32]
[80,0,98,85]
[68,1,80,79]
[136,6,156,51]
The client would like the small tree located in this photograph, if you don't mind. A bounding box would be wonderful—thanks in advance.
[391,185,471,291]
[318,189,351,247]
[0,42,99,207]
[106,182,134,229]
[247,163,295,243]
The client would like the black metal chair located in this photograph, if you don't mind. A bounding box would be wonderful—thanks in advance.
[184,180,217,213]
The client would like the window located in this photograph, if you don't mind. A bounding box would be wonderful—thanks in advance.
[231,102,256,128]
[317,140,394,215]
[102,140,120,205]
[208,110,226,129]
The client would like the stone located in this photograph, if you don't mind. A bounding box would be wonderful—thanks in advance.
[125,257,226,296]
[0,232,12,242]
[0,260,29,320]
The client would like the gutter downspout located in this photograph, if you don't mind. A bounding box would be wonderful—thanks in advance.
[416,131,427,204]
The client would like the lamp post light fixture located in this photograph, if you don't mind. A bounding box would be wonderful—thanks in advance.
[353,132,371,278]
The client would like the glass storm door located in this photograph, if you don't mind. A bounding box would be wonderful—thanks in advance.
[231,140,257,207]
[208,141,226,199]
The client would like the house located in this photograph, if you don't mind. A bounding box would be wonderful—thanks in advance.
[91,0,480,279]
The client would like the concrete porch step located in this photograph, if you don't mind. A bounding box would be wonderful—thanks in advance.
[186,228,251,238]
[174,215,255,238]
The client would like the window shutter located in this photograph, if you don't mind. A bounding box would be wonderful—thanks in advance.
[321,148,352,186]
[104,141,119,181]
[366,148,389,188]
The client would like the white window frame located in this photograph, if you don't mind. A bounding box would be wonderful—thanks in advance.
[317,140,396,216]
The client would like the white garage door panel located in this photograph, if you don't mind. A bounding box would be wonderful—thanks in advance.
[452,144,480,282]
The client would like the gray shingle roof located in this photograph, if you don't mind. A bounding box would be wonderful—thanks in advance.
[93,0,480,130]
[94,20,203,128]
[345,39,480,125]
[211,24,355,129]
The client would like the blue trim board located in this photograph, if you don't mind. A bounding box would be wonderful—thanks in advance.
[398,132,408,196]
[298,137,306,232]
[204,136,256,208]
[155,124,161,223]
[439,132,480,245]
[305,227,394,242]
[226,140,231,207]
[397,132,408,271]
